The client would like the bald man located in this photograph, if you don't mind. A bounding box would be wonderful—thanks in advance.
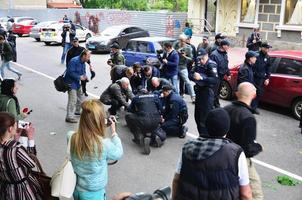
[224,82,264,200]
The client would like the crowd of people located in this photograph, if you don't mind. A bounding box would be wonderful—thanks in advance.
[0,19,282,200]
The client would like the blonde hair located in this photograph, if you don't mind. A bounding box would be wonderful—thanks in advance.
[70,99,106,160]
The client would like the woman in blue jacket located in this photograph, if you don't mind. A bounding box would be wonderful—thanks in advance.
[67,99,123,200]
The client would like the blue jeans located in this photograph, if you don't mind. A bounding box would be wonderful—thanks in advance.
[179,68,195,97]
[73,188,106,200]
[167,75,179,94]
[0,61,22,79]
[61,43,72,64]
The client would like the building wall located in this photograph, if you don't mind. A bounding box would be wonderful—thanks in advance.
[0,0,46,9]
[188,0,205,34]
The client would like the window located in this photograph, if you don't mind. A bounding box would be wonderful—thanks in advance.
[275,58,302,76]
[126,41,137,51]
[240,0,257,23]
[136,42,152,53]
[131,27,143,33]
[284,0,302,25]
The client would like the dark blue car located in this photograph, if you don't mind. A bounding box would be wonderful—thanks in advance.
[122,37,176,67]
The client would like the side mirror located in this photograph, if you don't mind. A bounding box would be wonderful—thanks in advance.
[120,32,126,36]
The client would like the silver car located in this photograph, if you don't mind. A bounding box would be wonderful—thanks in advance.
[30,21,57,41]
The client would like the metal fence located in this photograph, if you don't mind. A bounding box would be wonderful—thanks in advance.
[0,9,187,38]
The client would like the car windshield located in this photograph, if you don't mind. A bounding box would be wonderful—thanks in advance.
[101,27,121,37]
[37,21,55,27]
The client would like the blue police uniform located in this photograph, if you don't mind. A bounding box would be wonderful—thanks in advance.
[237,62,255,85]
[161,92,188,137]
[252,51,271,109]
[126,93,162,143]
[189,59,218,135]
[210,48,230,108]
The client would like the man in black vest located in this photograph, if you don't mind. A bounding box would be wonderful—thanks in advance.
[125,88,162,155]
[224,82,263,200]
[172,108,252,200]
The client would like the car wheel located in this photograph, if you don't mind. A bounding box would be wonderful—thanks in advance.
[291,98,302,119]
[35,38,40,42]
[17,34,22,37]
[85,33,92,41]
[44,42,51,46]
[219,80,232,100]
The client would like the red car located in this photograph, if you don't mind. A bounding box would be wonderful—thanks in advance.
[220,51,302,119]
[12,19,38,37]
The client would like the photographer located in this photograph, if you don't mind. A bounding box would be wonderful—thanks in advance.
[67,99,123,200]
[0,79,29,120]
[0,112,43,200]
[61,22,76,64]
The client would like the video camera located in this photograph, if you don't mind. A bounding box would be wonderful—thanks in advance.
[156,49,164,63]
[125,187,171,200]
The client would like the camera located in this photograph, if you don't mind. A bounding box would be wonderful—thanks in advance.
[18,120,30,129]
[125,187,171,200]
[105,116,117,126]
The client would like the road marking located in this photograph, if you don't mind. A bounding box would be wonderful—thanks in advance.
[14,62,302,182]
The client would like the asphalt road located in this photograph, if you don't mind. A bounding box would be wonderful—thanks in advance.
[3,37,302,199]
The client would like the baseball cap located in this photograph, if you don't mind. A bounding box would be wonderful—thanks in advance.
[245,51,259,59]
[197,48,208,57]
[215,33,226,40]
[73,37,79,42]
[203,36,209,40]
[220,39,230,46]
[261,42,272,48]
[110,43,120,49]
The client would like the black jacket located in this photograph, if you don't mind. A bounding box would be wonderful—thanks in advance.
[246,32,262,51]
[224,101,262,158]
[66,45,86,66]
[61,24,76,45]
[210,49,230,77]
[237,62,255,85]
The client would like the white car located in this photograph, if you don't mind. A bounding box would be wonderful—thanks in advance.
[40,22,93,45]
[30,21,57,41]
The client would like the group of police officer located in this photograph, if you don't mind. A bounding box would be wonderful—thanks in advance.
[101,32,272,154]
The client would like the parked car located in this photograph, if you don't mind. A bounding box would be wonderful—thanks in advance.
[40,22,93,45]
[29,21,57,41]
[86,25,149,53]
[220,51,302,119]
[122,37,176,67]
[12,19,38,37]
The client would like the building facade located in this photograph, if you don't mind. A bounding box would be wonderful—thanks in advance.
[0,0,46,9]
[188,0,302,49]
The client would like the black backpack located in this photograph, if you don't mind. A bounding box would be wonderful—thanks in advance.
[54,71,70,93]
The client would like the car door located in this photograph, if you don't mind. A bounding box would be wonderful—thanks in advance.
[75,25,85,41]
[118,27,132,48]
[123,41,137,66]
[262,57,302,107]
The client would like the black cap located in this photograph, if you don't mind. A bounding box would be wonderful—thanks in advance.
[215,33,226,40]
[261,42,272,48]
[197,48,208,57]
[203,36,209,40]
[162,84,173,91]
[206,108,230,137]
[110,43,120,49]
[73,37,79,42]
[220,39,230,46]
[245,51,259,59]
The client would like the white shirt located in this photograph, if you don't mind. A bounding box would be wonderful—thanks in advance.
[175,152,249,186]
[65,31,70,44]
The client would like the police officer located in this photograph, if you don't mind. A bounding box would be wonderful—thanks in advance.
[237,51,258,86]
[246,28,262,51]
[161,85,188,138]
[107,43,125,68]
[189,48,218,135]
[210,33,226,53]
[210,39,231,108]
[125,89,162,155]
[251,42,272,114]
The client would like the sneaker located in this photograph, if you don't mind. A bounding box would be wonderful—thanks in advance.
[191,96,196,104]
[179,126,188,138]
[143,137,151,155]
[17,74,22,81]
[65,118,78,123]
[154,135,163,147]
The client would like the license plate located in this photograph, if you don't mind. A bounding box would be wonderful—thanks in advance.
[46,32,51,37]
[89,45,96,49]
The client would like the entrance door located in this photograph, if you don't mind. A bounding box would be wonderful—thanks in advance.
[205,0,216,32]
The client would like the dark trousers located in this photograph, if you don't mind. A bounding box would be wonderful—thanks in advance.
[213,75,223,108]
[161,119,181,136]
[194,86,214,135]
[106,99,122,115]
[251,79,264,110]
[125,113,160,140]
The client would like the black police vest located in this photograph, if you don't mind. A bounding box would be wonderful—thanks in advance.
[135,94,160,117]
[176,143,242,200]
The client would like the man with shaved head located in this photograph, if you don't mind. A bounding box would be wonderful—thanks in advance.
[224,82,264,200]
